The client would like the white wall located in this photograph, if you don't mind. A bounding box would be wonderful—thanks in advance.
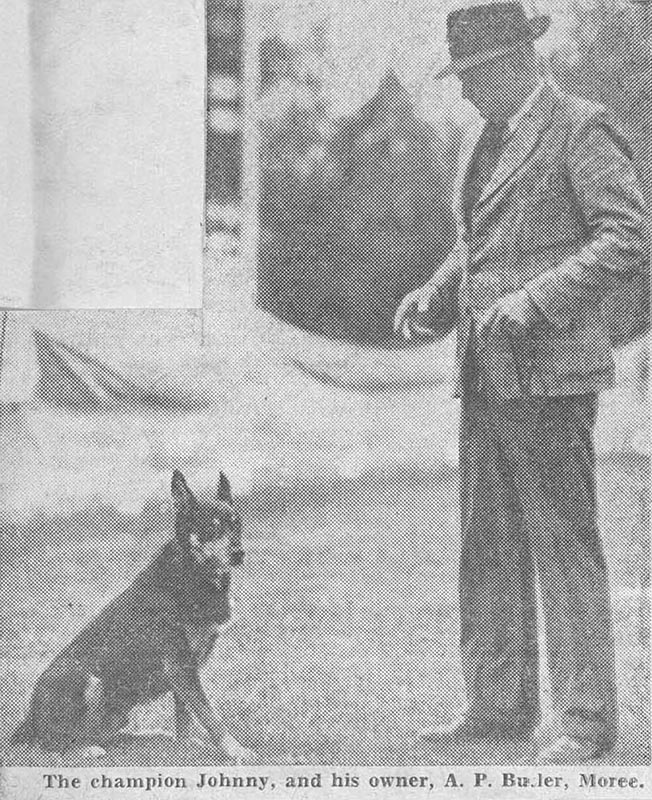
[0,0,34,307]
[29,0,205,308]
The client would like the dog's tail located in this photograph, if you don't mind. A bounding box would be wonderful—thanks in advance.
[10,716,34,745]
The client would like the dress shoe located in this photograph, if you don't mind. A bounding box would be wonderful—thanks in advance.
[418,716,533,743]
[536,735,608,765]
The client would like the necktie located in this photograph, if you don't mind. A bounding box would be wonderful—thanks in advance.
[463,120,509,227]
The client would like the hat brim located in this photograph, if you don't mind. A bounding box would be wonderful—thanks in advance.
[434,14,551,80]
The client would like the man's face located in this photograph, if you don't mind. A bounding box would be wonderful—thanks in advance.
[458,55,519,122]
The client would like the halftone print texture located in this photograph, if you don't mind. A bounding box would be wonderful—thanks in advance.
[1,0,650,777]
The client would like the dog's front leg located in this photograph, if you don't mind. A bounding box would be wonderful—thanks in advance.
[173,695,195,742]
[173,693,212,750]
[220,731,258,765]
[164,662,256,764]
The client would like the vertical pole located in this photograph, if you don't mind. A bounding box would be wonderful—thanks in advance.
[0,0,34,307]
[201,0,208,347]
[242,0,260,301]
[0,311,8,398]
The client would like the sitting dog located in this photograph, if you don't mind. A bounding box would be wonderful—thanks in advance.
[11,470,255,764]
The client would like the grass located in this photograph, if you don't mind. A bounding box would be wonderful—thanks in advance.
[0,453,648,766]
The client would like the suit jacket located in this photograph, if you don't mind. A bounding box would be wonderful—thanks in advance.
[434,81,650,398]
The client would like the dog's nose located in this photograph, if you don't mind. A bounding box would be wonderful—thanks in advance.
[230,549,244,567]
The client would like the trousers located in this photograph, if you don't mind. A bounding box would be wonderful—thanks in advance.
[459,391,618,746]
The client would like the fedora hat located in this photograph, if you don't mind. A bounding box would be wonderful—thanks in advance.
[435,2,551,79]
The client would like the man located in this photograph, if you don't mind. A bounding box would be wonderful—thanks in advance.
[394,1,649,764]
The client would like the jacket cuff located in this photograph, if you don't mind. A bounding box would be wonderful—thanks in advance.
[524,250,601,331]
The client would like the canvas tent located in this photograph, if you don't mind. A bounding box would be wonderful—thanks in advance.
[0,312,208,413]
[0,311,218,517]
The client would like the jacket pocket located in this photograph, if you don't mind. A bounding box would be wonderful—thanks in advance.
[534,325,614,377]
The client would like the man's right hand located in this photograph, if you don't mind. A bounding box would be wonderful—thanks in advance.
[393,281,448,341]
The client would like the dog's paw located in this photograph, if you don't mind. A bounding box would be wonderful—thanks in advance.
[222,734,257,765]
[67,745,107,764]
[182,735,208,750]
[228,746,258,766]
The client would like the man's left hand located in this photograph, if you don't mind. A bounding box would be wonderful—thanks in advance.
[477,289,545,344]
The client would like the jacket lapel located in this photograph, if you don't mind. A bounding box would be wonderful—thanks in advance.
[476,82,557,209]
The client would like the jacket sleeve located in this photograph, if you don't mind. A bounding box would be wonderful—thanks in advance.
[429,234,466,296]
[524,113,650,330]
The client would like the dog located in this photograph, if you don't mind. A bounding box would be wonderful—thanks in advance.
[11,470,256,764]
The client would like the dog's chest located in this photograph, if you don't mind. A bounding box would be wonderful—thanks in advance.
[184,622,222,665]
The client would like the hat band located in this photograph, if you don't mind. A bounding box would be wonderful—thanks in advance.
[436,38,531,79]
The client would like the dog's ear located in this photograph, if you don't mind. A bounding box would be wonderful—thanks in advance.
[171,470,196,516]
[217,471,234,505]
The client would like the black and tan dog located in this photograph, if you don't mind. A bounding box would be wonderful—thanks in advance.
[11,470,255,764]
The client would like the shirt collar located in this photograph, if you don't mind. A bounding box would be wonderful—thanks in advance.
[507,80,546,136]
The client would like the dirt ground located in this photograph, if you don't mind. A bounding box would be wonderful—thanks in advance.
[1,454,648,767]
[1,302,648,766]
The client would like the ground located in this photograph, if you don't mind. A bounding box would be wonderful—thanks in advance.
[1,301,648,766]
[1,453,648,767]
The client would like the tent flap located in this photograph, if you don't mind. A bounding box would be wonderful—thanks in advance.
[30,328,208,412]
